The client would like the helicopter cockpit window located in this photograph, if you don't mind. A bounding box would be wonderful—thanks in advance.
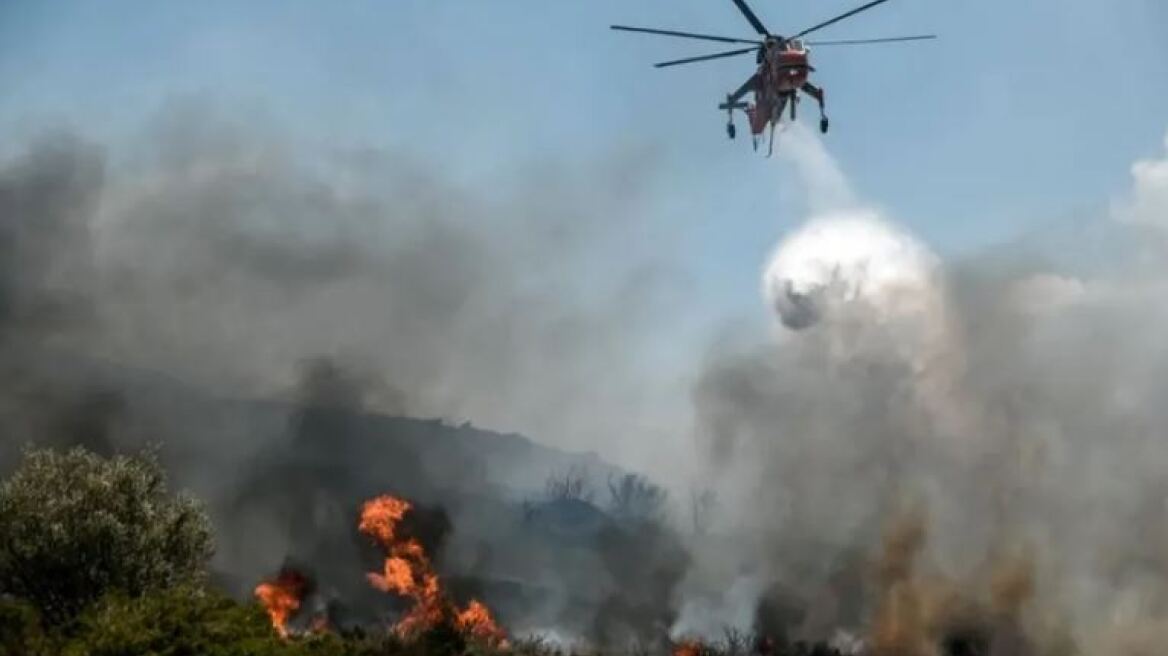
[788,39,805,51]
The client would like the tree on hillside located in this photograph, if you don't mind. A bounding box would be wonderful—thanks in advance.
[543,465,594,503]
[606,473,668,525]
[522,466,596,524]
[0,446,214,624]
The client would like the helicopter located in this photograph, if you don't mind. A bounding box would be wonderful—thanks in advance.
[612,0,936,156]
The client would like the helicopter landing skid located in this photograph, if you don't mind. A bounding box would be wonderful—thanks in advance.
[721,99,748,141]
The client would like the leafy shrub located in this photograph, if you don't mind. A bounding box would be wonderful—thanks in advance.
[47,585,518,656]
[58,585,376,656]
[0,597,52,656]
[58,585,274,656]
[0,446,214,624]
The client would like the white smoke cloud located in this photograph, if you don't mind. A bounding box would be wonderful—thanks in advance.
[677,128,976,645]
[1114,131,1168,229]
[686,122,1168,653]
[1006,273,1089,314]
[762,210,942,332]
[684,124,1168,654]
[762,125,946,346]
[760,129,969,441]
[670,575,767,641]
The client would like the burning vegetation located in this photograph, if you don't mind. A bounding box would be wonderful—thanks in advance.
[671,639,708,656]
[1,442,1089,656]
[253,493,507,647]
[359,494,508,646]
[254,568,312,638]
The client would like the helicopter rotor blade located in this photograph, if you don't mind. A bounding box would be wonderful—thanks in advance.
[793,0,892,38]
[806,34,936,46]
[730,0,770,36]
[611,25,761,45]
[654,47,759,68]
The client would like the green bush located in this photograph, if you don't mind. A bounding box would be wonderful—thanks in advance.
[47,584,508,656]
[0,446,214,625]
[0,597,52,656]
[60,585,262,655]
[56,585,334,656]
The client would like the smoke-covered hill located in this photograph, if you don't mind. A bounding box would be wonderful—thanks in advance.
[0,107,697,648]
[0,345,691,644]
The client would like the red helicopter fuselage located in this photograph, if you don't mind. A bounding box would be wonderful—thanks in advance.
[747,42,813,136]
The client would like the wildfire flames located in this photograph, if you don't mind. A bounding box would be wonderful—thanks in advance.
[456,599,508,643]
[672,639,705,656]
[360,494,508,646]
[254,568,310,639]
[254,494,505,645]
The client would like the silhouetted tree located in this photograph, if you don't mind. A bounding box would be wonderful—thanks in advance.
[606,473,667,525]
[543,465,594,503]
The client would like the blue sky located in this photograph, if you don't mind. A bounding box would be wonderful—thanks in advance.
[3,0,1167,329]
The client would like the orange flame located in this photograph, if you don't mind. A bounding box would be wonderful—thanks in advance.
[358,495,412,544]
[310,613,332,635]
[456,599,508,645]
[359,494,508,646]
[673,640,705,656]
[254,569,309,639]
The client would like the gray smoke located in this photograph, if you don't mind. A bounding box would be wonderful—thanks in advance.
[0,100,687,458]
[8,98,1168,654]
[682,125,1168,655]
[0,101,692,645]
